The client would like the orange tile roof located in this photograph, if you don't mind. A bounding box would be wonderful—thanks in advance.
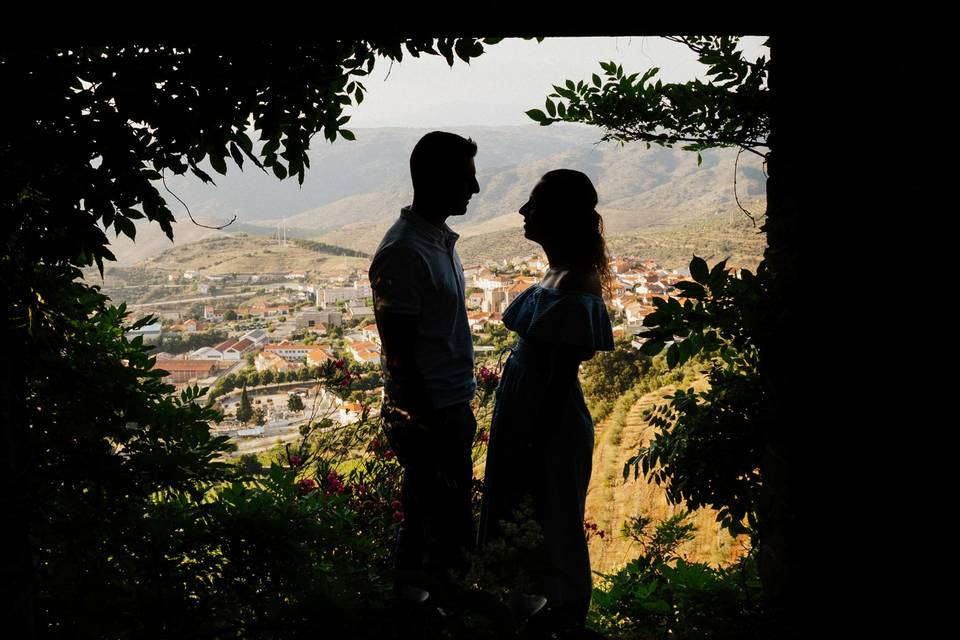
[307,349,332,363]
[154,359,219,372]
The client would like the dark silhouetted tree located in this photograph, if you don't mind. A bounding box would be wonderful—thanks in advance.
[236,385,253,424]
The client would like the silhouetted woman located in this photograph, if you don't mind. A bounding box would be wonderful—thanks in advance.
[478,169,614,635]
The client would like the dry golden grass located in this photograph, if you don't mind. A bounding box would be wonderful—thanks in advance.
[141,235,370,277]
[585,376,750,574]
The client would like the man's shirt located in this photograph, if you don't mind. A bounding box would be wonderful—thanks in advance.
[369,206,476,409]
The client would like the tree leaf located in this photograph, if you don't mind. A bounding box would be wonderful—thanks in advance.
[666,343,679,368]
[690,256,710,284]
[639,339,665,356]
[525,109,547,123]
[229,142,244,169]
[545,99,556,117]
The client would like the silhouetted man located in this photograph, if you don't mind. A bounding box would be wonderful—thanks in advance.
[369,131,480,598]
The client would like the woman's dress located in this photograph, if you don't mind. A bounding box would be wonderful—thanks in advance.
[477,283,614,609]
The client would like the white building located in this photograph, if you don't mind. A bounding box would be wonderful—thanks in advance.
[262,341,313,361]
[126,321,162,342]
[320,283,372,306]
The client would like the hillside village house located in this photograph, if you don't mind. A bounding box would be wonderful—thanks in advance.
[262,341,313,361]
[358,323,380,345]
[307,347,334,366]
[466,290,485,309]
[187,346,223,361]
[625,303,655,325]
[347,339,380,364]
[255,350,300,373]
[320,283,371,307]
[168,318,205,333]
[211,337,255,361]
[505,281,531,305]
[240,328,269,346]
[482,288,506,314]
[237,304,290,319]
[467,311,491,333]
[294,309,342,330]
[203,306,228,321]
[347,305,375,320]
[153,359,218,384]
[125,321,162,342]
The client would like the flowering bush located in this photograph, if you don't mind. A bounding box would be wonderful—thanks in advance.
[584,520,607,541]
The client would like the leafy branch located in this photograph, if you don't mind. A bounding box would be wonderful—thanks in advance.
[526,36,769,164]
[623,256,769,542]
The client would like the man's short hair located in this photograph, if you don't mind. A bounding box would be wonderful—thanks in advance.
[409,131,478,192]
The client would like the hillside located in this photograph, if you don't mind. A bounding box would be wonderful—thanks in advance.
[453,203,766,270]
[122,201,765,280]
[136,235,369,277]
[585,376,749,573]
[104,124,766,266]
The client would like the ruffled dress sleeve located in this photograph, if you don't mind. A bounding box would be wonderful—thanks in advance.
[503,285,614,355]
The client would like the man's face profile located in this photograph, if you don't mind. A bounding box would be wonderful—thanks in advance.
[447,157,479,216]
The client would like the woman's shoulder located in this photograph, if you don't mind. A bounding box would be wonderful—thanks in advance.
[541,269,603,298]
[503,280,614,352]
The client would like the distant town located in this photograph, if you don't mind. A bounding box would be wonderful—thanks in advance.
[121,252,743,452]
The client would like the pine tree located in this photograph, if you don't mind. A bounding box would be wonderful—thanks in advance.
[287,394,304,412]
[236,385,253,424]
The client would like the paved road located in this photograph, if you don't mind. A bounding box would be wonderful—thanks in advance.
[128,290,261,309]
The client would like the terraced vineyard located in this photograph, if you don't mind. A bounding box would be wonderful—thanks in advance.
[585,376,750,574]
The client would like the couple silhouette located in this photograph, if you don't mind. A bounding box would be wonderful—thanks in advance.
[369,131,614,637]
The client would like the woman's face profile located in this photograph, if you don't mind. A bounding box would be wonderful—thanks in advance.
[520,180,551,244]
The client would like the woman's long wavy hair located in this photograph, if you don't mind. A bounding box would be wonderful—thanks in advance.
[537,169,613,297]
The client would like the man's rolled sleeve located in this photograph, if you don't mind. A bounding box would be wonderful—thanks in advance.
[370,245,426,316]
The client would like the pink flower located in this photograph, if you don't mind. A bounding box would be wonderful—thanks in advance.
[479,432,489,444]
[289,455,302,467]
[370,438,381,450]
[340,379,349,387]
[391,500,402,510]
[334,359,345,369]
[298,478,318,494]
[384,449,395,460]
[477,366,499,385]
[393,511,405,522]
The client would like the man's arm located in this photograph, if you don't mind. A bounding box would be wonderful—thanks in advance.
[369,244,432,416]
[377,309,432,416]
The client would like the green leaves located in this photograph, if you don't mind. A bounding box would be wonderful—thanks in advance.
[639,338,665,356]
[114,214,136,240]
[666,343,680,368]
[209,151,227,176]
[525,108,550,125]
[530,37,768,154]
[690,256,710,284]
[229,141,244,169]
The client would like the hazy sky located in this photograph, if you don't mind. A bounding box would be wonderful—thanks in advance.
[347,36,768,128]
